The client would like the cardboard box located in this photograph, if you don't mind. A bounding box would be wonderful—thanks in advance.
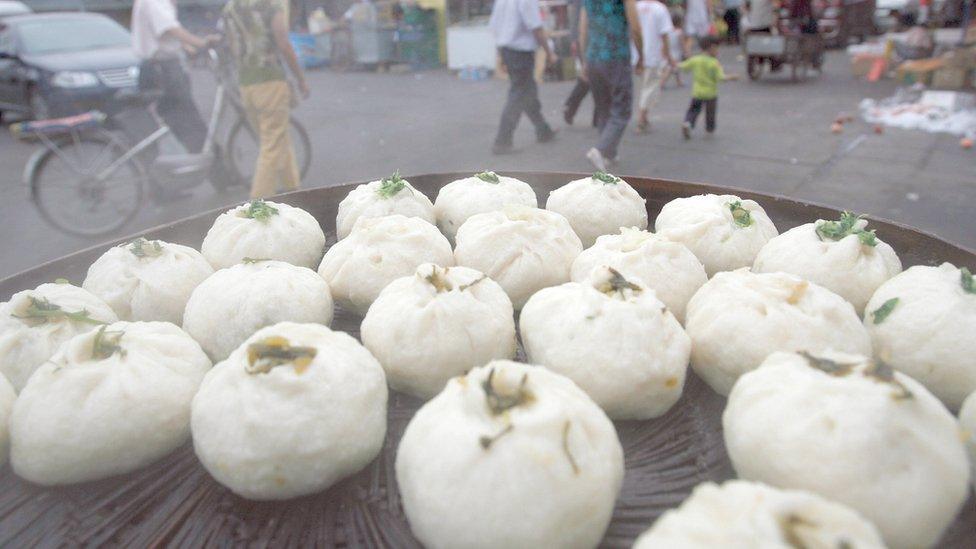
[896,58,945,85]
[931,68,973,90]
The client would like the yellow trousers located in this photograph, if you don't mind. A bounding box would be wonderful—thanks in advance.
[240,80,300,198]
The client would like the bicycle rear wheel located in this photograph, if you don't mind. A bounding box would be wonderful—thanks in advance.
[225,117,312,187]
[28,132,146,237]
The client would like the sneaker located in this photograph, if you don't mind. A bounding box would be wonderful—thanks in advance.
[586,147,608,172]
[537,128,557,144]
[492,143,516,155]
[682,122,691,140]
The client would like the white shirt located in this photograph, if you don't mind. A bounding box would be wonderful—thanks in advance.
[489,0,543,52]
[635,0,674,68]
[748,0,775,29]
[131,0,182,60]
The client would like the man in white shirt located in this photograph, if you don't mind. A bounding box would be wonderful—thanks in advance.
[132,0,215,154]
[634,0,674,132]
[489,0,557,155]
[745,0,776,32]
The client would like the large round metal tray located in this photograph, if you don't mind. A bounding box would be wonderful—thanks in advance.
[0,173,973,547]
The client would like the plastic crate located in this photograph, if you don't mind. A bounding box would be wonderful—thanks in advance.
[746,34,786,56]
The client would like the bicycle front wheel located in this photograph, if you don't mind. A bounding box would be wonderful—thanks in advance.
[28,132,146,237]
[225,116,312,187]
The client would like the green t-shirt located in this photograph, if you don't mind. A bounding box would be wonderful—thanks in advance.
[679,54,725,100]
[223,0,287,86]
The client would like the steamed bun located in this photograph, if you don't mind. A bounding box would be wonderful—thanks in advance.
[11,321,211,485]
[192,322,387,500]
[520,267,690,419]
[570,228,706,322]
[863,263,976,409]
[183,261,333,361]
[724,350,970,549]
[361,264,515,399]
[545,173,647,247]
[201,200,325,269]
[433,172,537,243]
[336,172,435,239]
[0,281,118,391]
[83,238,213,324]
[685,269,871,395]
[959,391,976,491]
[454,206,583,309]
[0,374,13,465]
[396,360,623,549]
[318,214,454,315]
[655,194,777,276]
[753,213,902,313]
[633,480,885,549]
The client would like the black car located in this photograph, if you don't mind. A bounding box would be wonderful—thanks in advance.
[0,12,140,121]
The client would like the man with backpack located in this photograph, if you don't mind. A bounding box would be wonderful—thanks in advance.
[222,0,309,198]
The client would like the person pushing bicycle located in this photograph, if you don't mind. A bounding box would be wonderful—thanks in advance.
[222,0,310,199]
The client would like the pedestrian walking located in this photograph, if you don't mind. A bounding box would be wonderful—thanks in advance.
[131,0,216,155]
[680,36,737,139]
[222,0,310,199]
[661,11,687,88]
[562,0,598,127]
[634,0,675,133]
[489,0,558,155]
[722,0,742,43]
[579,0,643,171]
[684,0,714,52]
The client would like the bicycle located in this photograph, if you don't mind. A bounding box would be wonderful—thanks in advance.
[11,47,312,237]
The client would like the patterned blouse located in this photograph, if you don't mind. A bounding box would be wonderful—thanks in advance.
[583,0,630,62]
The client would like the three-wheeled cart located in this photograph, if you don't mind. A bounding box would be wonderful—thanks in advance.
[745,32,825,82]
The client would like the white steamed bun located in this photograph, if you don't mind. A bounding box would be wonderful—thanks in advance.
[201,200,325,269]
[192,322,387,500]
[396,360,623,549]
[183,260,333,361]
[318,214,454,316]
[724,350,970,549]
[685,269,871,395]
[863,263,976,409]
[0,281,117,391]
[633,480,885,549]
[959,391,976,491]
[433,171,537,243]
[520,267,690,419]
[655,194,777,276]
[454,205,583,309]
[361,264,515,399]
[570,227,706,322]
[83,238,213,324]
[545,173,647,247]
[11,321,211,485]
[336,172,435,239]
[0,374,13,465]
[753,213,902,313]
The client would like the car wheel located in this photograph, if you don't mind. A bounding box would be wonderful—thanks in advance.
[28,87,51,121]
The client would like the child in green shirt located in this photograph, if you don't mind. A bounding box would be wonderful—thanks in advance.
[680,36,738,139]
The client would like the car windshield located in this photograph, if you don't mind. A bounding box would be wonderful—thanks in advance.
[17,18,130,54]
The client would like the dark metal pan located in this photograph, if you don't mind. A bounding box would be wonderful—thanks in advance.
[0,173,972,547]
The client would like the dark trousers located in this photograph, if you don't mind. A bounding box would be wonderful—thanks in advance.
[495,47,552,147]
[563,78,602,127]
[685,97,717,132]
[723,8,740,43]
[588,59,632,160]
[138,58,208,153]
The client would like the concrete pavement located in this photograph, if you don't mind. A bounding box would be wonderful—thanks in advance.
[1,46,973,278]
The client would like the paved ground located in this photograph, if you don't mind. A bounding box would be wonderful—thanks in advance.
[1,46,974,279]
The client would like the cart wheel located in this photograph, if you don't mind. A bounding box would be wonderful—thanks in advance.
[747,57,763,81]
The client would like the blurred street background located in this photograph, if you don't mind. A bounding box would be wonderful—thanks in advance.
[0,0,974,277]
